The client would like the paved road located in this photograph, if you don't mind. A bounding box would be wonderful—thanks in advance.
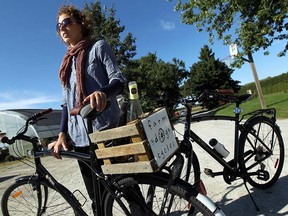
[0,119,287,215]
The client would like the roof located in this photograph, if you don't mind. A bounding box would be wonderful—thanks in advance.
[0,109,62,139]
[1,108,61,124]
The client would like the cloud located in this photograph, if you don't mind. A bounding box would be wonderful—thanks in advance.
[0,90,60,110]
[160,20,176,31]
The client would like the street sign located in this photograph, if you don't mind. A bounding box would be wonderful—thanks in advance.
[229,43,238,58]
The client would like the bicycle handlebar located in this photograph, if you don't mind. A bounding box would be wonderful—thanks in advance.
[0,108,53,145]
[1,99,111,144]
[32,108,53,119]
[36,149,90,161]
[197,89,234,102]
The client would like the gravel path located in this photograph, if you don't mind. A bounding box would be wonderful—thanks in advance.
[0,119,287,215]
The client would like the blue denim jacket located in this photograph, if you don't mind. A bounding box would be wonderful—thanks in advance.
[62,40,126,147]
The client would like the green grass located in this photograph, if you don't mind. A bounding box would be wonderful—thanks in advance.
[215,92,288,119]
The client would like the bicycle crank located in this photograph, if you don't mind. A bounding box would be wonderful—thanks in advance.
[223,161,237,184]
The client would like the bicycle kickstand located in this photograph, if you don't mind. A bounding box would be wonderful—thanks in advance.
[243,179,260,212]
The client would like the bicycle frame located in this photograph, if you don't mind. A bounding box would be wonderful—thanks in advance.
[29,115,158,216]
[182,98,277,180]
[16,133,90,215]
[7,117,133,216]
[2,109,181,216]
[2,106,228,216]
[189,114,240,175]
[182,102,241,178]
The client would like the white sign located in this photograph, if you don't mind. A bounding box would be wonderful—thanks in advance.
[141,108,178,167]
[229,43,238,58]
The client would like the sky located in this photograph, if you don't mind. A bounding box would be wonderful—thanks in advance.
[0,0,287,110]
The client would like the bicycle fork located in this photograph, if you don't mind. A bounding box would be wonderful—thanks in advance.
[41,170,87,215]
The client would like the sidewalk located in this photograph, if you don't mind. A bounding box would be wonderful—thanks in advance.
[173,119,288,216]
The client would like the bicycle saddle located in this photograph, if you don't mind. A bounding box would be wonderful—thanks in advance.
[237,94,252,103]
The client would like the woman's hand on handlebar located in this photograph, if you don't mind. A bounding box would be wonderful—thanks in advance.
[47,132,69,159]
[82,91,107,112]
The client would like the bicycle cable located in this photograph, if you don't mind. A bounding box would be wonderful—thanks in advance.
[10,143,35,168]
[173,127,184,137]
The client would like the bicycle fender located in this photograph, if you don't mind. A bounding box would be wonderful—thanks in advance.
[247,115,275,124]
[242,116,279,133]
[14,175,51,186]
[196,193,226,216]
[13,175,37,183]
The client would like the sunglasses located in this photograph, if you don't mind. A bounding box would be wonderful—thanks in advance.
[56,18,73,32]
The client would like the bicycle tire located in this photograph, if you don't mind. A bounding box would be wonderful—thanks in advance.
[103,172,224,215]
[1,178,77,216]
[239,116,284,189]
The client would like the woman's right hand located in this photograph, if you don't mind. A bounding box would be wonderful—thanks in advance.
[48,132,69,159]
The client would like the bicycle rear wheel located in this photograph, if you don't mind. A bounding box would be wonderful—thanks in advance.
[239,116,284,189]
[1,179,77,216]
[103,172,224,215]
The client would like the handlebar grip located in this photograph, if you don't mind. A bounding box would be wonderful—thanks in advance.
[70,100,111,119]
[33,108,53,119]
[1,136,14,144]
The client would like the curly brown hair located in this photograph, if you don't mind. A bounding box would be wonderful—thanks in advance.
[57,5,91,38]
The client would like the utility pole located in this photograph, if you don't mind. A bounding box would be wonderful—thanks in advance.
[229,44,266,109]
[246,52,266,109]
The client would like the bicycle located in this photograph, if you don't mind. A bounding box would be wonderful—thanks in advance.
[1,103,225,215]
[169,89,284,210]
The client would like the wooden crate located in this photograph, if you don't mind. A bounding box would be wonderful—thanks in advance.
[89,108,179,174]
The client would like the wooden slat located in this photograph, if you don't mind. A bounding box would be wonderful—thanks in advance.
[90,108,172,174]
[131,136,151,161]
[95,141,147,159]
[89,123,141,143]
[101,160,158,174]
[134,153,150,162]
[97,142,111,165]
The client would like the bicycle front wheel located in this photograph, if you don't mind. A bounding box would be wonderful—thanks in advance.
[1,178,76,216]
[180,149,202,190]
[239,116,284,189]
[103,172,224,216]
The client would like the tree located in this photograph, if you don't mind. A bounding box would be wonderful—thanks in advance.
[125,53,188,113]
[173,0,288,59]
[183,45,240,109]
[82,2,187,113]
[172,0,287,109]
[83,1,137,69]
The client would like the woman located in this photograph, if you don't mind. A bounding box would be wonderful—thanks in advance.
[48,5,126,213]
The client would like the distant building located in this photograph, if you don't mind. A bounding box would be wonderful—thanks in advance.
[0,109,61,157]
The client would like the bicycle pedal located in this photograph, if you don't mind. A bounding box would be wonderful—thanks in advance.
[257,170,270,181]
[204,168,215,177]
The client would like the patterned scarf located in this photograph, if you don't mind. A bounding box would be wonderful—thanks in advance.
[59,38,94,106]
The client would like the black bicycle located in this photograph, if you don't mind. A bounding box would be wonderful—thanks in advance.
[168,89,284,210]
[1,104,225,215]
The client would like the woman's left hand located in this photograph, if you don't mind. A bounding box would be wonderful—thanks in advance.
[83,91,107,112]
